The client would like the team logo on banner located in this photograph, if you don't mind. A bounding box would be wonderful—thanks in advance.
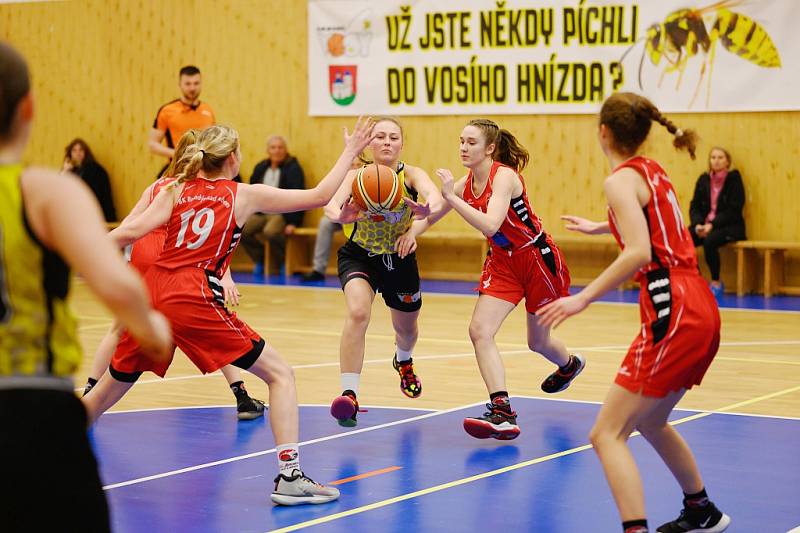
[329,65,357,106]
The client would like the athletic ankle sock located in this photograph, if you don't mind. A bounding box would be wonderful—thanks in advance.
[559,355,576,372]
[276,443,300,476]
[229,380,249,400]
[489,391,512,412]
[622,519,648,533]
[340,373,360,395]
[395,347,412,363]
[683,487,710,508]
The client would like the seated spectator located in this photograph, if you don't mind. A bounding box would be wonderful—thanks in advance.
[62,138,117,222]
[689,146,746,300]
[301,214,342,282]
[240,135,305,276]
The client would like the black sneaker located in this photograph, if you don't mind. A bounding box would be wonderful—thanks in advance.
[392,355,422,398]
[463,403,520,440]
[541,353,586,393]
[656,502,731,532]
[302,270,325,282]
[330,390,359,427]
[237,396,266,420]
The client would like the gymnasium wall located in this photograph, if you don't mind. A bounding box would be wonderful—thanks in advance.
[3,1,798,282]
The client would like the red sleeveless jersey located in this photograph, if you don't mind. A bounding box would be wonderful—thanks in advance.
[607,156,697,280]
[157,178,241,275]
[463,161,544,252]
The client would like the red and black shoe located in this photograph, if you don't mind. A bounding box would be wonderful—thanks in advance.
[463,403,520,440]
[330,390,359,427]
[392,354,422,398]
[541,353,586,394]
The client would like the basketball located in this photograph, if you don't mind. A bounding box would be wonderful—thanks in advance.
[351,163,403,213]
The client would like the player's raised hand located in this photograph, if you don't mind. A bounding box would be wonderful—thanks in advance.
[343,116,376,154]
[435,168,456,199]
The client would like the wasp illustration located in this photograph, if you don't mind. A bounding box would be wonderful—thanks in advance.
[621,1,781,107]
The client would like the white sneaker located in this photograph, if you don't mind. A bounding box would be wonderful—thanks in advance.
[270,469,340,506]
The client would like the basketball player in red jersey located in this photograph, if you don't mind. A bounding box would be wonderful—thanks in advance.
[81,130,265,420]
[538,93,729,533]
[82,118,376,506]
[435,119,585,440]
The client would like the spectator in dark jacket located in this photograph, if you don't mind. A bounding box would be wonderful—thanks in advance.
[241,135,306,276]
[62,138,117,222]
[689,146,746,299]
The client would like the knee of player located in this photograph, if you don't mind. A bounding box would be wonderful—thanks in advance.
[588,422,620,449]
[468,321,494,344]
[347,306,372,327]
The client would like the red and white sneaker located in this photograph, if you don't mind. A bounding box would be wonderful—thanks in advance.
[463,403,520,440]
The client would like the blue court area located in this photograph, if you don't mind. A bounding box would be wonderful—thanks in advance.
[232,272,800,312]
[92,398,799,532]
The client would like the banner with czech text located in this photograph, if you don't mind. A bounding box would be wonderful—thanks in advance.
[308,0,799,115]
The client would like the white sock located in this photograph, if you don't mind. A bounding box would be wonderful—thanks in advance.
[340,373,360,395]
[277,443,300,476]
[395,347,412,363]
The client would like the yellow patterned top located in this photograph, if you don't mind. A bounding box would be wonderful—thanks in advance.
[343,163,416,255]
[0,164,81,381]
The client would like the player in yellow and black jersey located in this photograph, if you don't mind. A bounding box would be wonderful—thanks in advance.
[0,42,171,532]
[323,117,445,427]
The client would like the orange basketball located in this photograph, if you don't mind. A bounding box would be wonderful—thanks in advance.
[351,164,403,214]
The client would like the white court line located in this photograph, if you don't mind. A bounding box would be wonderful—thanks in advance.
[101,393,800,492]
[513,395,800,421]
[77,338,800,393]
[101,400,484,491]
[103,403,436,415]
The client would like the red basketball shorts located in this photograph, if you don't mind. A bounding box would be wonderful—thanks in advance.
[111,265,261,377]
[615,269,721,397]
[477,240,570,313]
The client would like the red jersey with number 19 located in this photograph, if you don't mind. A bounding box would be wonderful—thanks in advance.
[157,178,241,276]
[607,156,697,281]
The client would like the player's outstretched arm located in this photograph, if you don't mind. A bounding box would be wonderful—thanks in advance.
[561,215,610,235]
[242,117,375,218]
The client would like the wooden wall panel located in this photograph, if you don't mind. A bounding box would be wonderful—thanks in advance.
[2,1,797,284]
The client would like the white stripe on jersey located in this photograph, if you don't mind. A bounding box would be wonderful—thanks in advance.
[641,163,676,267]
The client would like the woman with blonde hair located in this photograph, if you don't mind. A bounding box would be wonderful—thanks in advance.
[324,116,445,427]
[83,118,376,505]
[81,129,265,420]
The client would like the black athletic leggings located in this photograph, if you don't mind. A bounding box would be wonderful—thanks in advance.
[690,228,736,281]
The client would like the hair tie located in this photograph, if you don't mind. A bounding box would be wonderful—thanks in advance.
[199,149,205,155]
[675,129,684,138]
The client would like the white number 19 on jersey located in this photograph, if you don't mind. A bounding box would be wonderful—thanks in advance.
[175,208,215,250]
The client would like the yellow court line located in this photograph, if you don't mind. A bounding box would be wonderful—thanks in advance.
[268,383,800,533]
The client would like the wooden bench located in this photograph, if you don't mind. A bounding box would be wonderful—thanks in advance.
[284,228,623,284]
[731,241,800,297]
[284,228,488,281]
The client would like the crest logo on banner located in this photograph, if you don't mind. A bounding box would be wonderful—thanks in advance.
[329,65,357,106]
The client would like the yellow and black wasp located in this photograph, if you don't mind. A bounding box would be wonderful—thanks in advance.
[621,1,782,107]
